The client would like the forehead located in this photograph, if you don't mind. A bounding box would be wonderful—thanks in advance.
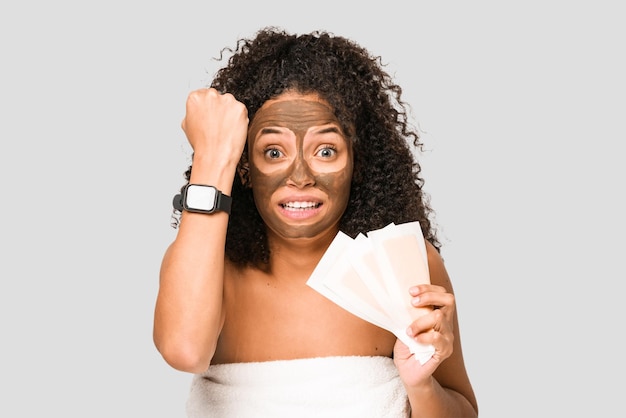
[249,92,338,131]
[262,91,329,108]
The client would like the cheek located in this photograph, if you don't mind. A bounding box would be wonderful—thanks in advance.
[249,167,285,201]
[317,166,353,198]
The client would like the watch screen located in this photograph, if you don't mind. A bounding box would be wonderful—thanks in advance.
[186,185,216,210]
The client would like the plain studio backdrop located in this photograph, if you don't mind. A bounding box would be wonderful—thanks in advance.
[1,1,623,417]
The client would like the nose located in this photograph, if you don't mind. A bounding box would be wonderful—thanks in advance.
[286,157,315,188]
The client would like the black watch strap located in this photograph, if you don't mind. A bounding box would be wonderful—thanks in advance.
[173,193,184,211]
[213,190,232,214]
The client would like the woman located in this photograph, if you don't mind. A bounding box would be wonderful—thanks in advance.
[154,27,478,417]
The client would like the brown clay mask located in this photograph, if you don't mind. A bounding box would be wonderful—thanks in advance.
[247,96,353,238]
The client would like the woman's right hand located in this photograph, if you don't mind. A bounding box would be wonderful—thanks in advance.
[181,88,249,167]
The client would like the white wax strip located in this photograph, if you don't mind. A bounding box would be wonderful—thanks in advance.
[306,231,353,308]
[367,222,432,321]
[324,254,395,330]
[347,233,408,327]
[394,328,436,365]
[365,222,434,363]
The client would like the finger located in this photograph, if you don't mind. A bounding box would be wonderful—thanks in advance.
[411,289,455,311]
[406,308,446,337]
[409,284,446,295]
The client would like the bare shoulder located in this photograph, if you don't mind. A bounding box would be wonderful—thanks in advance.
[425,241,453,292]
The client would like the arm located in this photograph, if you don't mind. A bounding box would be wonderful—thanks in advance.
[153,88,248,373]
[394,241,479,417]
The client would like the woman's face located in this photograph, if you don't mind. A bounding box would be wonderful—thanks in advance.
[246,91,353,240]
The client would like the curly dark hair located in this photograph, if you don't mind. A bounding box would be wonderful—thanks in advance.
[178,26,441,267]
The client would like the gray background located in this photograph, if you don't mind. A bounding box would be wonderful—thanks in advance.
[1,1,624,417]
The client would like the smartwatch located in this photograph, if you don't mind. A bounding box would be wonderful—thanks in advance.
[173,184,232,215]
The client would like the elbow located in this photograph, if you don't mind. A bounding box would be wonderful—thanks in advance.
[154,334,214,374]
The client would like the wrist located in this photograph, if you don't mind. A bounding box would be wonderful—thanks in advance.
[192,150,241,172]
[403,375,437,398]
[188,154,237,193]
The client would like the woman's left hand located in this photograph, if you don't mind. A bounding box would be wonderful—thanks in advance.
[393,284,456,387]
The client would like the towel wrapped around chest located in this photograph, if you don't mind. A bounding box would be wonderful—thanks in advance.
[186,355,410,418]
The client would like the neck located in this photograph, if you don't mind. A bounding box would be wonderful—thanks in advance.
[266,229,338,281]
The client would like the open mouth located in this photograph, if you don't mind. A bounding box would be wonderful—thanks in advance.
[280,201,322,211]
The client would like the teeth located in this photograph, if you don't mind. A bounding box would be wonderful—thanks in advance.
[283,201,319,209]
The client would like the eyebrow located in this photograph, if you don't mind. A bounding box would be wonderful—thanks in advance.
[258,127,286,135]
[316,126,341,134]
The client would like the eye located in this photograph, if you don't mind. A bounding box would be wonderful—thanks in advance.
[316,146,337,158]
[264,148,283,159]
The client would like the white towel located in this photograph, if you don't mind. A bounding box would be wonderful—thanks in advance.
[186,355,410,418]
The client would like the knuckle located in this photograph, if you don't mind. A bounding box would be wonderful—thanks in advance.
[433,309,444,322]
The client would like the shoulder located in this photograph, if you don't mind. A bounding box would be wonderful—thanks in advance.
[425,240,453,291]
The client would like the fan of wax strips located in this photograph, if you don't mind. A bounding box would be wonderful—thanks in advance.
[306,221,434,364]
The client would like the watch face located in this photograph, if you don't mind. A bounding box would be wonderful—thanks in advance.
[185,185,217,211]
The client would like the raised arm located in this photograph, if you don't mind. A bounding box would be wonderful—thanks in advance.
[153,88,248,373]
